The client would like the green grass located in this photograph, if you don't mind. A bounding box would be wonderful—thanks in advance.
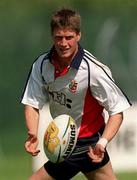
[72,172,137,180]
[0,155,136,180]
[0,155,32,180]
[116,172,137,180]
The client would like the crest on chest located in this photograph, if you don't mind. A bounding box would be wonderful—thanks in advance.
[68,79,78,93]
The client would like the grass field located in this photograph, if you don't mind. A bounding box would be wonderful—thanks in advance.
[73,172,137,180]
[0,155,136,180]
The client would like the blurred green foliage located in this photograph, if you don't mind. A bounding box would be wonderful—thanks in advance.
[0,0,137,178]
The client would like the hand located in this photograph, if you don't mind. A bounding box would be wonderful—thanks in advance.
[87,144,105,163]
[24,132,40,156]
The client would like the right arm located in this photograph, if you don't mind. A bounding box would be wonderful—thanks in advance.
[21,55,49,155]
[24,105,40,156]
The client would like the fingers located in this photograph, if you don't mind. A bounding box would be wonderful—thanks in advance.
[88,146,105,163]
[24,133,40,156]
[31,149,40,156]
[25,142,40,156]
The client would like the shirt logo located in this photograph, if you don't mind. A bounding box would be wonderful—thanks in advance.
[48,89,72,109]
[68,80,78,93]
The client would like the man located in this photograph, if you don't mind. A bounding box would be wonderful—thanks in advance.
[21,8,131,180]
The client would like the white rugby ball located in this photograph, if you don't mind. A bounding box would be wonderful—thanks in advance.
[43,114,78,163]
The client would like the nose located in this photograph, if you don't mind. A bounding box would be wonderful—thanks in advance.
[60,37,67,46]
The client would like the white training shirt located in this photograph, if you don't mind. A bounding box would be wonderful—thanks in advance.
[21,45,131,138]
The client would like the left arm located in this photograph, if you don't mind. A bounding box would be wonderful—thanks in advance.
[88,62,131,162]
[101,112,123,142]
[88,112,123,163]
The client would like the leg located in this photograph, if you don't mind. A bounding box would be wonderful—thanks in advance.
[84,160,117,180]
[28,166,55,180]
[29,160,80,180]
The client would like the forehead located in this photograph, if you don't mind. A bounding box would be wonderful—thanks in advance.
[53,28,77,36]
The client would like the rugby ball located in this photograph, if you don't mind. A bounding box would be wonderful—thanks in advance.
[43,114,78,163]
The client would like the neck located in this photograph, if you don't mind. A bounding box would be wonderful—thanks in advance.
[53,45,78,71]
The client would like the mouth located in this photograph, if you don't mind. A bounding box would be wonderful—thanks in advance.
[60,48,69,51]
[59,48,70,54]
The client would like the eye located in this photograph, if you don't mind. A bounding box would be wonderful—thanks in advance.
[54,36,62,41]
[66,36,74,40]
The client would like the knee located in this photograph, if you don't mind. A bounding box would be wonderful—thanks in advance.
[28,173,37,180]
[27,166,53,180]
[28,176,32,180]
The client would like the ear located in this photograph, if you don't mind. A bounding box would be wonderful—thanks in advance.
[77,32,81,42]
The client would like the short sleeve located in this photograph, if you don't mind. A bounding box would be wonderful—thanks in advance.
[21,56,48,109]
[90,65,131,116]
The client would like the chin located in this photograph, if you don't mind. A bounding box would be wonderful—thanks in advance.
[59,53,71,59]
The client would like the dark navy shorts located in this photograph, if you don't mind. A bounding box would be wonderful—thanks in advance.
[44,126,110,180]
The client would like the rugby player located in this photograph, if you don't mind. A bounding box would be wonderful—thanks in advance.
[21,8,131,180]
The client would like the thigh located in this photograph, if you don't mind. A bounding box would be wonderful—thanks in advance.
[44,160,80,180]
[28,166,54,180]
[84,161,117,180]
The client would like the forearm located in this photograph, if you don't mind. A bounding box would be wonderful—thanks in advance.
[24,105,39,136]
[101,112,123,143]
